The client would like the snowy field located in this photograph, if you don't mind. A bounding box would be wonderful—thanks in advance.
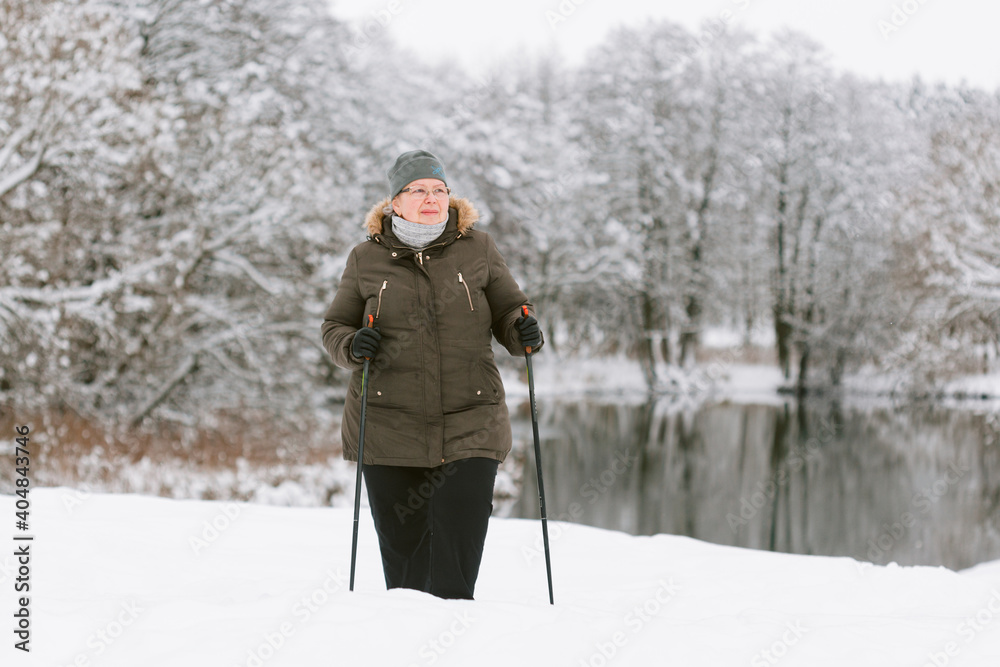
[3,489,1000,666]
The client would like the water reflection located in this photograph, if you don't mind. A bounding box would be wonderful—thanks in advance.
[506,398,1000,571]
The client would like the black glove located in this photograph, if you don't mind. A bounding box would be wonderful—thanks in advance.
[516,313,542,349]
[351,326,381,359]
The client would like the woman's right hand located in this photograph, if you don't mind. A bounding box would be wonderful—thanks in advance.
[351,326,382,359]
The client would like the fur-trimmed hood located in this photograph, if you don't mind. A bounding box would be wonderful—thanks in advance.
[364,196,479,238]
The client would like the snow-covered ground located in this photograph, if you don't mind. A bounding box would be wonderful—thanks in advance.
[502,355,787,403]
[3,489,1000,666]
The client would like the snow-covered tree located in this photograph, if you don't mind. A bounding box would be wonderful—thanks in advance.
[1,0,387,434]
[572,22,715,385]
[0,0,149,404]
[886,84,1000,383]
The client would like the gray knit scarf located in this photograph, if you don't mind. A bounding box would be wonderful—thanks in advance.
[391,215,447,249]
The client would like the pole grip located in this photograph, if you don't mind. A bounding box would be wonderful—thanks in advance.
[362,313,374,360]
[521,305,532,354]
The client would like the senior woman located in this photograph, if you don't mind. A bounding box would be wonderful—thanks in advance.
[321,149,542,600]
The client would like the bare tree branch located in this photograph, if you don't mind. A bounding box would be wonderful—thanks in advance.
[0,145,46,200]
[128,354,199,428]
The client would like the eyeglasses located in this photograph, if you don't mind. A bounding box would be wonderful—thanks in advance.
[400,186,450,199]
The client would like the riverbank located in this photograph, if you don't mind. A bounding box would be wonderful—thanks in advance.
[501,353,1000,408]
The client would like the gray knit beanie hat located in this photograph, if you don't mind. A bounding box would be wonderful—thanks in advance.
[387,150,447,199]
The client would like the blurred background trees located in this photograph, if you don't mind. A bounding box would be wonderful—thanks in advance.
[2,0,997,435]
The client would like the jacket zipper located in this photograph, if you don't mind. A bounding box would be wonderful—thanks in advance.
[375,280,387,318]
[412,234,462,260]
[384,234,461,263]
[458,272,474,311]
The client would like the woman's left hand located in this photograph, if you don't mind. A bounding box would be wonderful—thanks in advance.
[516,313,542,350]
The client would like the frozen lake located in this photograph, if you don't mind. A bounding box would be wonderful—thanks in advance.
[505,396,1000,571]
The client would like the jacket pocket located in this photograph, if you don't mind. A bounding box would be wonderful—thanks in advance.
[368,368,423,412]
[441,344,501,412]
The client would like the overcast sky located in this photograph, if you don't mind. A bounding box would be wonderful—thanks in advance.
[330,0,1000,90]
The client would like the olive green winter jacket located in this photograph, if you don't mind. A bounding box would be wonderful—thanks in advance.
[321,197,540,467]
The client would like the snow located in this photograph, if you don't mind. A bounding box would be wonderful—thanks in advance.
[501,354,651,401]
[4,489,1000,666]
[702,325,778,350]
[944,372,1000,400]
[503,354,789,406]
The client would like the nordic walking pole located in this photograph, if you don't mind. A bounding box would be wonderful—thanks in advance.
[522,306,554,605]
[350,313,375,592]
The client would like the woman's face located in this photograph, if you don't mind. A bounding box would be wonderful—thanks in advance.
[391,178,449,225]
